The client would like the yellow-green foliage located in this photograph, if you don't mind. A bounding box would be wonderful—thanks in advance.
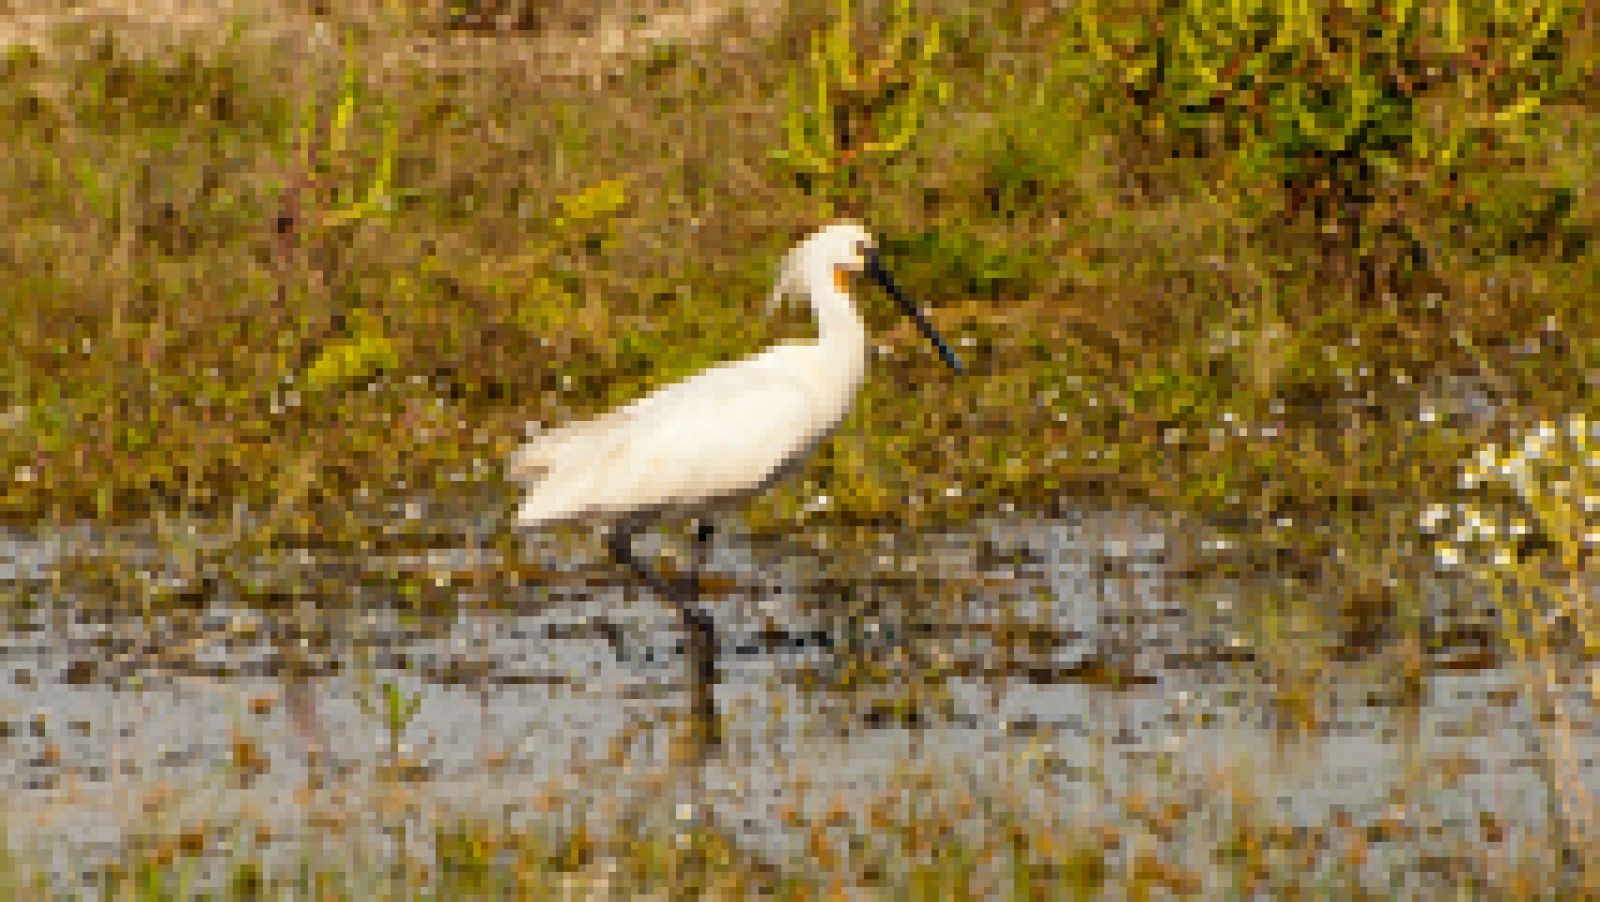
[774,0,947,211]
[303,308,399,391]
[466,178,632,334]
[552,177,629,230]
[1070,0,1576,250]
[356,676,424,766]
[0,2,1594,547]
[290,36,398,233]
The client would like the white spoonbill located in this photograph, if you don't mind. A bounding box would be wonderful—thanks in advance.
[509,221,963,746]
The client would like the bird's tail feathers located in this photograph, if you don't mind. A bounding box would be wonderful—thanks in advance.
[506,440,550,483]
[509,418,605,483]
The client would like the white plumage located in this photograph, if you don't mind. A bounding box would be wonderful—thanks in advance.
[511,222,883,527]
[506,220,960,749]
[513,344,850,523]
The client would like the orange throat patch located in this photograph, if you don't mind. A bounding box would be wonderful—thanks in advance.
[833,267,850,291]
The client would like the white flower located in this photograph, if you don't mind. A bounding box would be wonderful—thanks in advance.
[1436,546,1462,567]
[1464,510,1496,540]
[1520,434,1547,462]
[1498,453,1528,480]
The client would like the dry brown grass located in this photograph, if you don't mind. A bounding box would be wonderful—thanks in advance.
[0,0,1592,555]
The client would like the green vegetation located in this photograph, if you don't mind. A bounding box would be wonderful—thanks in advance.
[0,0,1595,888]
[773,0,947,214]
[1070,0,1579,277]
[58,765,1586,897]
[356,676,425,775]
[1420,413,1598,865]
[0,0,1592,557]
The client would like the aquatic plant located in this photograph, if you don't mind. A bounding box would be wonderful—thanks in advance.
[773,0,947,215]
[357,677,425,774]
[1420,411,1597,873]
[1422,413,1597,658]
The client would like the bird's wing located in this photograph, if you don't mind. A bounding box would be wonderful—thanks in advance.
[510,343,804,479]
[513,345,830,525]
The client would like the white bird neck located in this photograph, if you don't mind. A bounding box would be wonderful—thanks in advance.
[801,255,867,350]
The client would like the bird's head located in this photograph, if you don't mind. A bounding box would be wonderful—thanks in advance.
[806,221,876,291]
[770,220,963,374]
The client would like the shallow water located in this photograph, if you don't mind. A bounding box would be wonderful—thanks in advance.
[1,509,1594,890]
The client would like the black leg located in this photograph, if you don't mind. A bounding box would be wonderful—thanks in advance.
[690,518,715,591]
[608,522,722,749]
[608,524,675,598]
[685,518,719,747]
[679,603,720,750]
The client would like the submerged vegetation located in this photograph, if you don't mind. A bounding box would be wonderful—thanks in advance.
[0,0,1595,893]
[53,770,1592,897]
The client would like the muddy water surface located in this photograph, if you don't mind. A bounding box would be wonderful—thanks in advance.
[1,509,1594,890]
